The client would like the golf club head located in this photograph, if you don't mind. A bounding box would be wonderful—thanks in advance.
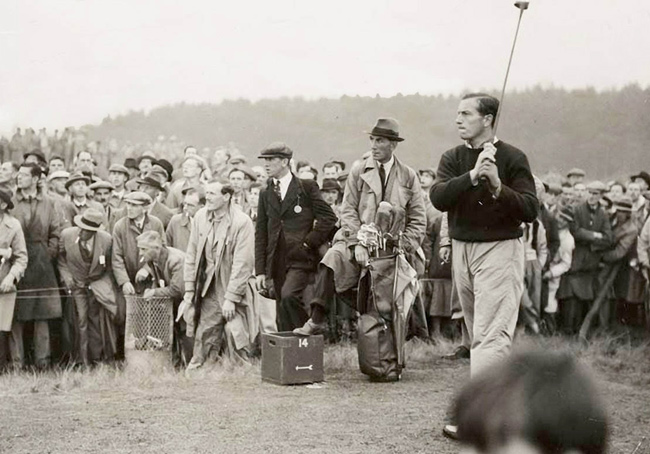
[514,1,530,10]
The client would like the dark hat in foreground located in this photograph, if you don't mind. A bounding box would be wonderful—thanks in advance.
[366,118,405,142]
[89,180,115,191]
[123,158,138,170]
[153,159,174,182]
[24,149,47,164]
[258,143,293,160]
[124,191,153,205]
[73,208,104,232]
[631,171,650,188]
[109,163,130,176]
[320,178,342,193]
[65,172,91,189]
[0,188,14,210]
[136,168,167,191]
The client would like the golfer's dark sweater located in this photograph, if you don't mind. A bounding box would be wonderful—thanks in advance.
[430,141,538,242]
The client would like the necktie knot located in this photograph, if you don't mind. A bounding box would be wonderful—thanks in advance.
[273,180,282,200]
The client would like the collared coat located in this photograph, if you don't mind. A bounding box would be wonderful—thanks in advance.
[112,213,165,289]
[184,205,258,349]
[12,190,62,320]
[0,213,28,331]
[340,156,427,256]
[150,200,174,230]
[166,213,191,253]
[255,175,337,278]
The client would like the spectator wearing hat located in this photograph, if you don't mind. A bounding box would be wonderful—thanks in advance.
[123,158,138,179]
[12,162,62,368]
[63,172,105,220]
[47,170,70,199]
[542,206,575,332]
[58,208,120,365]
[599,195,643,328]
[137,168,174,229]
[166,185,204,253]
[135,231,191,367]
[295,118,426,336]
[0,187,28,370]
[256,142,337,333]
[107,164,130,210]
[166,155,206,210]
[557,181,612,335]
[137,152,156,178]
[228,167,256,213]
[631,170,650,192]
[320,178,342,218]
[89,181,114,211]
[566,168,586,186]
[24,149,48,173]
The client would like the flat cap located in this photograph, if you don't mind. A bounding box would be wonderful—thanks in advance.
[567,168,586,177]
[586,181,608,193]
[258,142,293,160]
[124,191,153,205]
[89,180,115,191]
[229,165,258,181]
[109,164,130,176]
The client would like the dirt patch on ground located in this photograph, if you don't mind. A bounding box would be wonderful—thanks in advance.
[0,338,648,454]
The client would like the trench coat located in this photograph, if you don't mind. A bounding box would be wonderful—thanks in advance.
[0,214,28,331]
[166,213,191,253]
[12,190,62,321]
[184,205,259,349]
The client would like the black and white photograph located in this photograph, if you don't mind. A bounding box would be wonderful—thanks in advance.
[0,1,648,453]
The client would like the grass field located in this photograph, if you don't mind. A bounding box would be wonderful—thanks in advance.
[0,334,649,454]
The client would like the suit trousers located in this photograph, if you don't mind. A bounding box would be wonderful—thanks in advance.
[274,268,310,331]
[10,320,51,367]
[452,238,525,377]
[72,290,103,365]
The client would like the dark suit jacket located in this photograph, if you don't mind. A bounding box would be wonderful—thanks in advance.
[255,175,337,277]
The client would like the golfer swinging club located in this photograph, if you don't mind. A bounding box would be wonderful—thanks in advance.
[430,92,538,438]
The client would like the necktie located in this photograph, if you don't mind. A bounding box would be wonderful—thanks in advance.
[378,164,387,201]
[274,180,282,201]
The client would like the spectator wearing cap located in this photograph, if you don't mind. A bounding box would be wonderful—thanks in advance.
[137,168,174,229]
[557,181,612,335]
[137,152,156,178]
[599,195,643,328]
[0,187,28,370]
[107,164,130,210]
[112,191,165,358]
[322,160,345,180]
[566,168,586,186]
[256,142,337,332]
[166,185,205,253]
[12,162,62,368]
[58,208,120,365]
[48,155,66,174]
[166,155,206,210]
[320,178,342,212]
[135,231,191,367]
[89,181,114,211]
[542,206,575,331]
[296,118,426,336]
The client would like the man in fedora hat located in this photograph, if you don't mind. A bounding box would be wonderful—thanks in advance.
[294,118,426,336]
[58,208,120,365]
[631,170,650,192]
[63,171,105,221]
[0,187,28,370]
[320,179,342,212]
[255,142,337,332]
[137,167,174,229]
[12,162,62,368]
[557,180,612,335]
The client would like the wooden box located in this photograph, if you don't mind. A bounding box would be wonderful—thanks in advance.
[261,332,324,385]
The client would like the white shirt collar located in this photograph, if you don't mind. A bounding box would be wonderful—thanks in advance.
[377,155,395,176]
[464,137,500,149]
[274,171,294,200]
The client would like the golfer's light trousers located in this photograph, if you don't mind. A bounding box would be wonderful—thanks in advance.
[452,238,525,376]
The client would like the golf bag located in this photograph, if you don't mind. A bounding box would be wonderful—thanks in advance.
[357,252,419,381]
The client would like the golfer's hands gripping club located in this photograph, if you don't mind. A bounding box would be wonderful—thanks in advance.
[355,244,370,267]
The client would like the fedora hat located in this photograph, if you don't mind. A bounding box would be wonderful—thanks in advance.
[123,158,138,170]
[631,171,650,188]
[24,148,47,164]
[0,188,14,210]
[65,172,91,189]
[365,118,404,142]
[320,178,342,193]
[136,168,167,191]
[74,208,104,232]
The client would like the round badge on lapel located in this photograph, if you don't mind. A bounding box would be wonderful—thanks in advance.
[294,205,302,214]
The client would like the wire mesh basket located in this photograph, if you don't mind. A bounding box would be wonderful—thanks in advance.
[125,295,174,353]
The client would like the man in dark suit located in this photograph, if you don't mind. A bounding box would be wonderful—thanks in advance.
[58,208,120,365]
[255,143,337,331]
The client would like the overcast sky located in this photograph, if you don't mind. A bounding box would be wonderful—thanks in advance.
[1,0,648,133]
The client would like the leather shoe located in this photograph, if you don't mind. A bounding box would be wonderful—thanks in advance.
[293,319,327,336]
[442,424,459,440]
[443,345,470,360]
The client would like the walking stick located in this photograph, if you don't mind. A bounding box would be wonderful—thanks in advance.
[578,263,622,341]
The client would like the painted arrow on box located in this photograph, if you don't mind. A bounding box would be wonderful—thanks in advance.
[296,365,313,371]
